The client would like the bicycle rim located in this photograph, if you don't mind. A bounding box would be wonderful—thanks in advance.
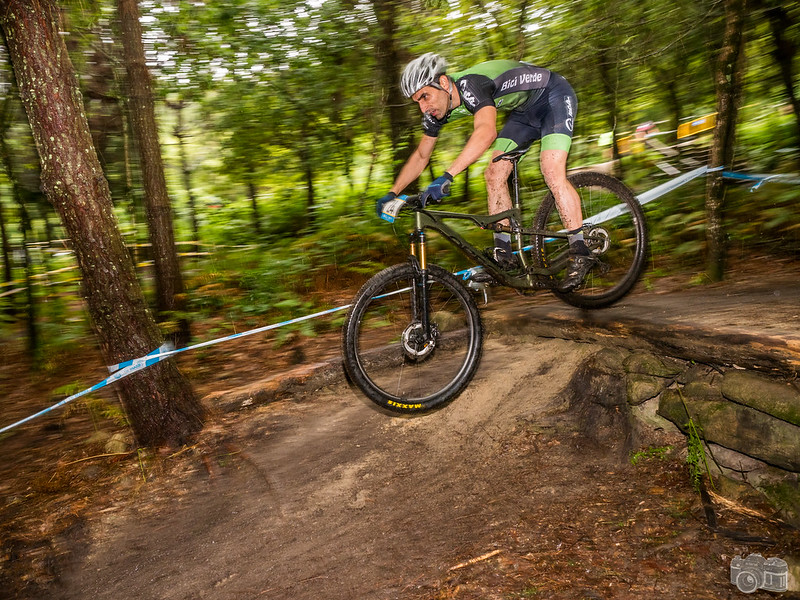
[531,171,648,309]
[342,263,483,413]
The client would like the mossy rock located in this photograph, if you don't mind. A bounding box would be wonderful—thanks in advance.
[586,346,630,375]
[627,374,667,405]
[623,351,683,378]
[721,370,800,427]
[658,391,800,472]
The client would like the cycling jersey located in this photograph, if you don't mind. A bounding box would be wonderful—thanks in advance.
[420,59,576,153]
[421,60,552,137]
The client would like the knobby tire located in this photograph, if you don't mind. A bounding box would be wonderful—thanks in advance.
[531,171,648,309]
[342,263,483,414]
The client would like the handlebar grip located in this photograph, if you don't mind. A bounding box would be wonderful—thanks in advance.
[403,194,422,208]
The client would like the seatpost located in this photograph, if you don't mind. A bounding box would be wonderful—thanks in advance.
[510,157,521,210]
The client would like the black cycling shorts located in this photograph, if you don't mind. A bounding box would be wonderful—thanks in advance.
[494,73,577,153]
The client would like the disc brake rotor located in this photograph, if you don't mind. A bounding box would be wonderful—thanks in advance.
[587,226,611,255]
[401,322,437,359]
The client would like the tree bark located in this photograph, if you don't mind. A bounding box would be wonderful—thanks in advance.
[372,0,416,180]
[763,3,800,164]
[117,0,189,344]
[705,0,747,281]
[597,47,623,178]
[247,180,262,237]
[0,0,204,447]
[0,97,16,291]
[171,100,201,250]
[0,194,10,289]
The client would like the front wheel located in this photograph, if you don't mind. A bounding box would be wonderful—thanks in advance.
[531,171,648,309]
[342,262,483,414]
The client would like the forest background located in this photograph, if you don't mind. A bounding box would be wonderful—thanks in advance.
[0,0,798,445]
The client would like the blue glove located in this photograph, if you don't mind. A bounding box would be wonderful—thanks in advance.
[376,191,406,223]
[420,172,453,206]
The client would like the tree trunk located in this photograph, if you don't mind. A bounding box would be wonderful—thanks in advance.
[763,3,800,164]
[247,180,262,237]
[171,101,201,251]
[372,0,416,180]
[19,205,37,359]
[117,0,189,344]
[0,0,205,447]
[597,47,623,178]
[0,194,10,289]
[705,0,747,281]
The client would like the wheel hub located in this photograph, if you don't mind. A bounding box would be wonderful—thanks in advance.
[587,226,610,254]
[401,322,437,359]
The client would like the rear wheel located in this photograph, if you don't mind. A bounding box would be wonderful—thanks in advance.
[342,262,483,413]
[531,171,648,309]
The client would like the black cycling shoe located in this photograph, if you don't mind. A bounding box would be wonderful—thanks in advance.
[486,246,520,272]
[558,254,597,293]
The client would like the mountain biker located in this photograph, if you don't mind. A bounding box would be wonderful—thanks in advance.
[376,53,593,293]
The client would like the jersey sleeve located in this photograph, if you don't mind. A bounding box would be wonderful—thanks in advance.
[456,74,496,114]
[421,112,445,137]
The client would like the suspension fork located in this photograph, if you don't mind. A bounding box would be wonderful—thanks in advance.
[409,224,431,337]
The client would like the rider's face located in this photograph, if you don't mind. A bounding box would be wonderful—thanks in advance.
[411,78,450,120]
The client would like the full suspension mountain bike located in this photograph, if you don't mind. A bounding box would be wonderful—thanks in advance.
[342,148,648,414]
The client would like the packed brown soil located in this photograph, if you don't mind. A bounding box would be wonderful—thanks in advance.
[2,261,799,600]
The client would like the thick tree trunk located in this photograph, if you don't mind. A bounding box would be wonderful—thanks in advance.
[705,0,747,281]
[0,0,204,447]
[117,0,188,342]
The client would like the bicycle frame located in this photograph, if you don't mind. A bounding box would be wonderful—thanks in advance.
[405,150,572,291]
[408,209,568,290]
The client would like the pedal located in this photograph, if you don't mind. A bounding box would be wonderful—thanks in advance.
[462,266,494,285]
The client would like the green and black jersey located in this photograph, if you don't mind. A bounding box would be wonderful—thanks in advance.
[422,60,553,137]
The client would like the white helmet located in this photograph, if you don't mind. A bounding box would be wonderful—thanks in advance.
[400,53,448,98]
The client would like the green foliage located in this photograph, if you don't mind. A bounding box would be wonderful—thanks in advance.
[678,390,715,492]
[2,0,799,371]
[630,445,672,465]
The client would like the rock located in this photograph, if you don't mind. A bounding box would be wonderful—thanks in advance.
[683,380,723,399]
[758,477,800,529]
[623,351,682,378]
[563,351,631,459]
[676,363,720,386]
[630,397,681,436]
[85,430,112,446]
[627,374,666,405]
[105,432,132,454]
[658,392,800,472]
[721,371,800,427]
[586,346,630,375]
[788,555,800,592]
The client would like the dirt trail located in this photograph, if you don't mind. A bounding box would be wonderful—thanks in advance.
[41,336,796,600]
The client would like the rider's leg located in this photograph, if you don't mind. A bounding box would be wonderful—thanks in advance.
[539,147,582,233]
[485,149,513,216]
[539,136,594,292]
[484,149,516,268]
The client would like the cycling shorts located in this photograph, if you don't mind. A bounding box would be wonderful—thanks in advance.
[493,73,577,154]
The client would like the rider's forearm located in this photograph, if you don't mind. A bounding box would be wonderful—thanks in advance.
[391,156,427,195]
[447,125,496,177]
[391,136,436,195]
[446,108,497,177]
